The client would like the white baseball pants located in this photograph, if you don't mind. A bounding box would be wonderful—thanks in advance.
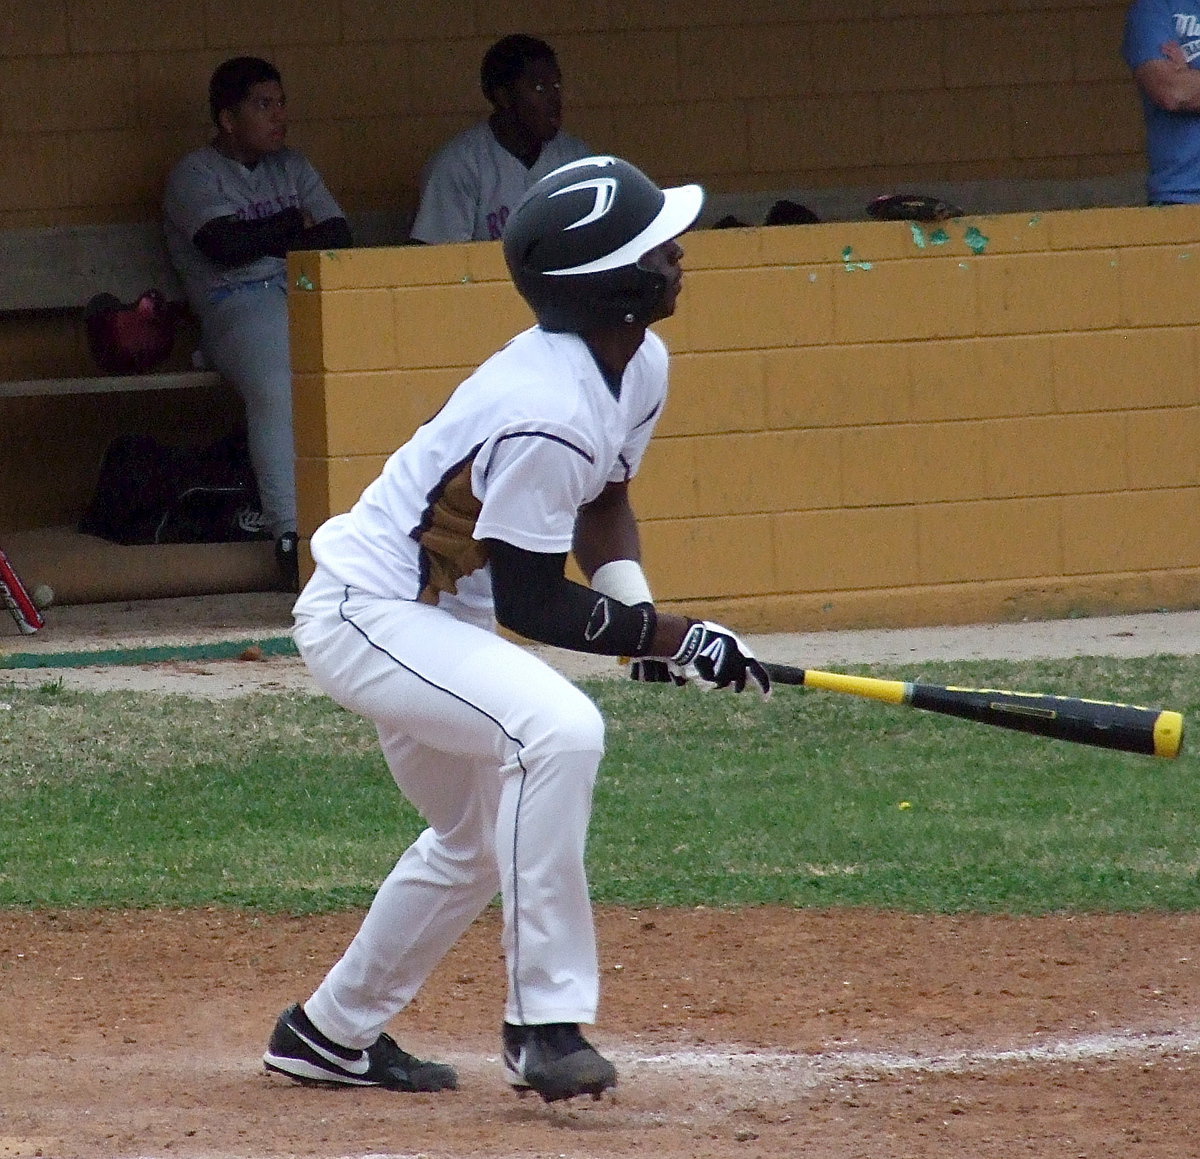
[292,568,606,1049]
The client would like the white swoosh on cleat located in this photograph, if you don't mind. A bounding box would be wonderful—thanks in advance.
[504,1046,529,1082]
[293,1024,371,1076]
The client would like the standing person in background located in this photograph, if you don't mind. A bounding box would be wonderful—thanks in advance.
[163,56,352,589]
[262,155,770,1104]
[409,34,591,243]
[1123,1,1200,203]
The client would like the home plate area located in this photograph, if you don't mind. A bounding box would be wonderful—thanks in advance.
[4,905,1199,1157]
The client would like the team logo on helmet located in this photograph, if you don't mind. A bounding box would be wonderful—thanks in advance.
[552,177,618,232]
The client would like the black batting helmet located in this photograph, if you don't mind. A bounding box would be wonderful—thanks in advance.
[502,155,704,333]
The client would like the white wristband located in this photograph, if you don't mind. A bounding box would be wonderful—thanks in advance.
[590,559,654,606]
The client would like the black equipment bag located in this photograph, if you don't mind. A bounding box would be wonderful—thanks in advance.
[79,432,263,545]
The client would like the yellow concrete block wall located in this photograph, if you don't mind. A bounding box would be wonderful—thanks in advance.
[0,0,1171,572]
[289,202,1200,632]
[0,0,1145,238]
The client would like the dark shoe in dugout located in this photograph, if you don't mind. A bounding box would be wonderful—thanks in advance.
[502,1021,617,1102]
[275,531,300,592]
[263,1003,458,1091]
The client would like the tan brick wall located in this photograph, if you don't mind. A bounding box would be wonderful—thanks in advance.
[288,203,1200,632]
[0,0,1166,557]
[0,0,1143,233]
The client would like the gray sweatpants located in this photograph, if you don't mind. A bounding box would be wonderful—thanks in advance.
[199,277,296,538]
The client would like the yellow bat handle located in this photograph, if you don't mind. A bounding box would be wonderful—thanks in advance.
[762,662,1184,760]
[799,669,910,705]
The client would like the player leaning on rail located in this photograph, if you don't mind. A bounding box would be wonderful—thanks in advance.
[261,156,769,1104]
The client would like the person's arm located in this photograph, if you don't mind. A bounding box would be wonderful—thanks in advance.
[573,480,684,683]
[488,539,768,693]
[1134,46,1200,112]
[293,155,352,248]
[193,209,351,266]
[487,538,670,656]
[573,480,642,580]
[296,215,352,250]
[192,209,305,267]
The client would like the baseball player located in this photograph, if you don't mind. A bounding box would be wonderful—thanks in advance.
[408,34,591,243]
[263,155,770,1103]
[163,56,352,586]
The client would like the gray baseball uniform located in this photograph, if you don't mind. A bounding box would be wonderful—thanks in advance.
[163,146,345,537]
[409,122,591,243]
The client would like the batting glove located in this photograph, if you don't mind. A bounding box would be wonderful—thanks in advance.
[628,657,689,686]
[669,620,771,697]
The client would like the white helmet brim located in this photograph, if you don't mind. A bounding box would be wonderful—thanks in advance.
[545,182,705,277]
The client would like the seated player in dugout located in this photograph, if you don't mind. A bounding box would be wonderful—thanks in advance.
[163,56,352,589]
[262,156,771,1104]
[408,33,591,243]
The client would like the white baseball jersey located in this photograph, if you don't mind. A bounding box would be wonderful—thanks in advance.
[409,121,591,243]
[306,326,668,617]
[292,324,670,1040]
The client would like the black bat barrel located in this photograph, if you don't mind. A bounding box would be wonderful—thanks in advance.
[907,686,1180,758]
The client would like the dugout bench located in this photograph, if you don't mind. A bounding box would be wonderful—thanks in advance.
[0,221,220,400]
[0,212,407,609]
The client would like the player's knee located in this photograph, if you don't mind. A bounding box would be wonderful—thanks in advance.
[536,691,605,759]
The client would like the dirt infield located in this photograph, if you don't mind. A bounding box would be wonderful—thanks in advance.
[4,906,1200,1159]
[5,602,1200,1156]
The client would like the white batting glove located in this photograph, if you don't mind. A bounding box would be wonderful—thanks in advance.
[669,620,771,697]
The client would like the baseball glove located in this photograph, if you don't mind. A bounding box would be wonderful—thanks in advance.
[866,193,964,223]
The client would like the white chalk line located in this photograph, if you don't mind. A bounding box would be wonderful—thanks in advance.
[627,1022,1200,1085]
[59,1024,1200,1159]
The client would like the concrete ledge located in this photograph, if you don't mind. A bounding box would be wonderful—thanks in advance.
[0,370,222,398]
[1,525,283,607]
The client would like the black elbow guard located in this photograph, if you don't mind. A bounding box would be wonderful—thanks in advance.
[497,580,656,657]
[580,594,657,656]
[489,539,657,656]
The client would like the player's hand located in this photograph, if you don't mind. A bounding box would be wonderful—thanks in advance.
[670,620,771,697]
[628,657,689,686]
[1162,39,1189,68]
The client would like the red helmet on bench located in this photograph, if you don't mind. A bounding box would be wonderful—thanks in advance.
[84,289,176,375]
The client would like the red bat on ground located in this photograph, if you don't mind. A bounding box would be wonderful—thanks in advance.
[0,543,44,635]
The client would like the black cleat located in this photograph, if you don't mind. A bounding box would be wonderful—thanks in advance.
[502,1021,617,1102]
[263,1003,457,1092]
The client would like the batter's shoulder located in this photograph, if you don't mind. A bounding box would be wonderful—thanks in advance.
[639,328,670,368]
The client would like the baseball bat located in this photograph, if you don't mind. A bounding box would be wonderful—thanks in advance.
[762,663,1184,760]
[0,542,44,635]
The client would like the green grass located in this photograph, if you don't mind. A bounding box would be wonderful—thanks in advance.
[2,654,1198,913]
